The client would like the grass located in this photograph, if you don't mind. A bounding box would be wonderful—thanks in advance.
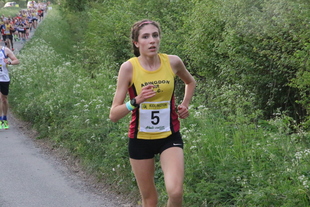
[0,7,22,17]
[182,110,310,206]
[9,6,310,207]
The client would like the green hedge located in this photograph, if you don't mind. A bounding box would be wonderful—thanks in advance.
[10,2,310,206]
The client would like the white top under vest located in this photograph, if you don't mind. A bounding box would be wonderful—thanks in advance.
[0,46,9,82]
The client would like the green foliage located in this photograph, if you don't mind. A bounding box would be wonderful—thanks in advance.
[0,6,22,17]
[9,1,310,206]
[58,0,88,11]
[184,0,310,122]
[82,1,133,67]
[31,8,76,55]
[290,42,310,129]
[182,109,310,206]
[68,0,195,74]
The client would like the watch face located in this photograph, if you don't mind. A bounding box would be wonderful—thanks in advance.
[130,98,137,107]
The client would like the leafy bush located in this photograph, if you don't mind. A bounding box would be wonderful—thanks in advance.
[184,0,310,123]
[10,2,310,206]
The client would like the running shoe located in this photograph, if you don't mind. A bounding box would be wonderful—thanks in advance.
[0,121,3,130]
[2,120,9,129]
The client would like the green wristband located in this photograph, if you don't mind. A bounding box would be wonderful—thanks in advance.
[126,101,136,111]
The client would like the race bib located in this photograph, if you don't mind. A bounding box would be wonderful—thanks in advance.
[139,101,171,133]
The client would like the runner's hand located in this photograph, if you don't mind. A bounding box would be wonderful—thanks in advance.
[137,84,156,103]
[178,105,189,119]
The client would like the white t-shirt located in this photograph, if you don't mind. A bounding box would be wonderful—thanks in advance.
[0,47,10,82]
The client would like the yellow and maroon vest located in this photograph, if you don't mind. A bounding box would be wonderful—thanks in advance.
[128,53,180,139]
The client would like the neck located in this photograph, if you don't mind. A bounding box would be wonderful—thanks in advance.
[139,54,160,71]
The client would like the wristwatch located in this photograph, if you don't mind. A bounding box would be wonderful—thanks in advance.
[130,98,139,108]
[8,61,11,65]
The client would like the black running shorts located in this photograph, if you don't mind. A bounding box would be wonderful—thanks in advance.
[128,131,183,160]
[0,81,10,95]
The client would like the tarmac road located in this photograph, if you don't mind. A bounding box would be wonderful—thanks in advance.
[0,118,123,207]
[0,15,133,207]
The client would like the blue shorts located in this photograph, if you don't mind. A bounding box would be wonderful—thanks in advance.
[128,131,183,160]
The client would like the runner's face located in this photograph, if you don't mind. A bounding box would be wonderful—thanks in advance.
[136,24,160,56]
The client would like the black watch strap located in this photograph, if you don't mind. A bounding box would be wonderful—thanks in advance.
[130,98,139,107]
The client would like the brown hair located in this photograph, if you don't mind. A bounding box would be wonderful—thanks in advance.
[130,19,161,57]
